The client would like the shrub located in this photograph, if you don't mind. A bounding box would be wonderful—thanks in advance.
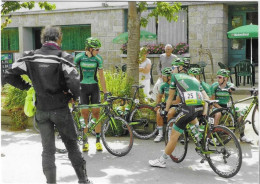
[172,42,189,55]
[121,42,189,55]
[2,84,28,130]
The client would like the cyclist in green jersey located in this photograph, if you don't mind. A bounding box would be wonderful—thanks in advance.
[188,68,212,97]
[74,37,108,151]
[211,69,252,143]
[154,67,181,142]
[149,60,209,168]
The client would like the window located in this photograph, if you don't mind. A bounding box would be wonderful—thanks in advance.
[61,25,91,51]
[1,28,19,53]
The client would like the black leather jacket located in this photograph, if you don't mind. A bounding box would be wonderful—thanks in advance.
[4,44,80,111]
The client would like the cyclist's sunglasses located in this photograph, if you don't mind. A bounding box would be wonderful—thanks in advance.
[217,76,223,79]
[93,48,100,51]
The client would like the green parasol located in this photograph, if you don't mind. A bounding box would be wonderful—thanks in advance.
[227,24,258,64]
[112,30,157,44]
[227,24,258,39]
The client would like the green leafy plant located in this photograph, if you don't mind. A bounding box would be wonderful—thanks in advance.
[2,75,32,130]
[2,84,28,130]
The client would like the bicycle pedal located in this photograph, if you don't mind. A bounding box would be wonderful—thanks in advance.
[200,158,206,163]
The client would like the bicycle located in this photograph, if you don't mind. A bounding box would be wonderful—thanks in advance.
[164,100,242,178]
[103,85,157,139]
[209,88,259,136]
[72,97,134,157]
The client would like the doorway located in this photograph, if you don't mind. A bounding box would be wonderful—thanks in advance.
[246,12,258,65]
[33,28,42,50]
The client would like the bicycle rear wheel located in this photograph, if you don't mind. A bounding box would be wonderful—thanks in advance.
[129,104,157,139]
[206,125,242,178]
[101,116,134,157]
[252,104,259,135]
[164,119,188,163]
[209,108,235,132]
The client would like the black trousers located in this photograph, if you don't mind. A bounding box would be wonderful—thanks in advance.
[36,107,87,183]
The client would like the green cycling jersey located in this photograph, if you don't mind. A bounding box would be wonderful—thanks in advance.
[201,81,212,97]
[170,73,203,106]
[74,52,103,84]
[159,82,178,102]
[211,82,235,105]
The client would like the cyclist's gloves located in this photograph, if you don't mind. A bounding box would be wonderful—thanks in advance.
[160,110,168,117]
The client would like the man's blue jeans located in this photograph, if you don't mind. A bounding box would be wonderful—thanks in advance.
[36,107,86,183]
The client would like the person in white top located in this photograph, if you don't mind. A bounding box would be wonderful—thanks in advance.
[139,47,152,98]
[151,44,177,101]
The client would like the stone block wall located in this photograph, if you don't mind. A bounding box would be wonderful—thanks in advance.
[6,9,125,69]
[189,3,229,84]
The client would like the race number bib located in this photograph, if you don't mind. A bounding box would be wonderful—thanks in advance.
[183,91,202,106]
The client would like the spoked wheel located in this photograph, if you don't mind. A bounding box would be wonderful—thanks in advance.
[252,105,259,135]
[206,125,242,178]
[101,116,134,157]
[165,119,188,163]
[209,108,235,132]
[129,104,157,139]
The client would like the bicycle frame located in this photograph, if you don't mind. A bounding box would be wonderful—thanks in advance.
[233,95,258,122]
[79,103,117,136]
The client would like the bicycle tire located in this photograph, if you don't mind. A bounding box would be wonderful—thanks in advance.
[209,108,236,132]
[252,104,259,135]
[101,116,134,157]
[206,125,242,178]
[164,118,188,163]
[129,104,157,139]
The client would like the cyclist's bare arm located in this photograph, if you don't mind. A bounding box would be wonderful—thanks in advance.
[156,93,164,104]
[171,96,181,105]
[201,90,209,115]
[165,88,176,111]
[98,69,107,93]
[211,95,222,108]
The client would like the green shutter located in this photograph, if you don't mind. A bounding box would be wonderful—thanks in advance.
[61,25,91,51]
[1,28,19,52]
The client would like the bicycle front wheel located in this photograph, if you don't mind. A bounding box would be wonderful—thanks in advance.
[129,104,157,139]
[209,108,235,132]
[206,125,242,178]
[101,116,134,157]
[252,104,259,135]
[165,118,188,163]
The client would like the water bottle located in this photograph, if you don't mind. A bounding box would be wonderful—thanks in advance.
[190,124,200,140]
[79,116,86,128]
[125,104,130,115]
[88,118,96,128]
[198,125,204,141]
[116,106,124,116]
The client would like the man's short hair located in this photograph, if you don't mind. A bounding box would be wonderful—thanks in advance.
[41,25,62,44]
[165,44,173,50]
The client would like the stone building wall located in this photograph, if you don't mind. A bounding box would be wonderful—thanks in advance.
[6,9,125,69]
[188,3,228,83]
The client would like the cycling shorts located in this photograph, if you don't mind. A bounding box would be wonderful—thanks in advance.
[80,83,100,105]
[173,105,203,133]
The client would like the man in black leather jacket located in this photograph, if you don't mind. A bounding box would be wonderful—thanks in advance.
[4,25,92,184]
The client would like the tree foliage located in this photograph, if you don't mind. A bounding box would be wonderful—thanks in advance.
[1,1,56,30]
[138,2,181,27]
[127,2,182,84]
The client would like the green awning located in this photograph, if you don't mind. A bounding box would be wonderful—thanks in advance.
[227,24,258,39]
